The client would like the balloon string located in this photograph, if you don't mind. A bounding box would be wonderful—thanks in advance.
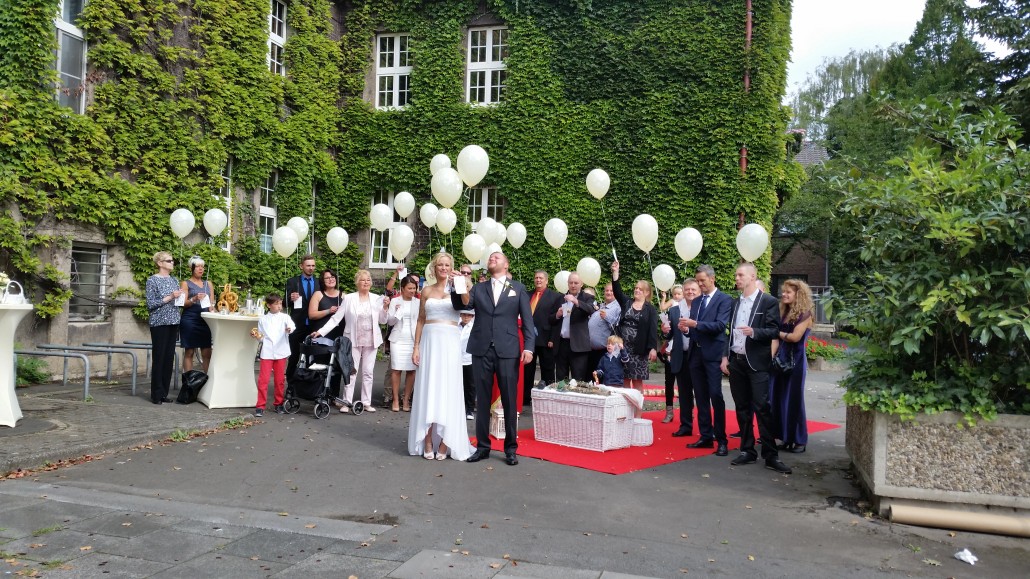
[557,249,562,272]
[601,199,615,255]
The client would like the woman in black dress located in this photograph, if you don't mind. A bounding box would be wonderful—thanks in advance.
[308,269,344,401]
[179,256,214,373]
[609,260,659,394]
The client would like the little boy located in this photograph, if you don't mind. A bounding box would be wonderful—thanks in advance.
[252,293,295,417]
[594,335,630,387]
[459,309,475,420]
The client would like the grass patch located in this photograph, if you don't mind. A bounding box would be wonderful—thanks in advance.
[41,560,65,569]
[222,417,248,429]
[31,524,62,536]
[168,429,192,442]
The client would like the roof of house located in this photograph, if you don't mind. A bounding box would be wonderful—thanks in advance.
[794,141,829,166]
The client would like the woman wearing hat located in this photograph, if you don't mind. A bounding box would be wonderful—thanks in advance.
[179,256,215,373]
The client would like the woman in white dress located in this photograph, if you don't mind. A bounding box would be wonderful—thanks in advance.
[387,276,419,412]
[409,252,475,461]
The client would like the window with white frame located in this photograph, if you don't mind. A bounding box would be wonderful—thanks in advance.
[467,186,504,227]
[369,191,402,267]
[258,172,278,254]
[466,27,508,105]
[375,33,412,109]
[268,0,287,76]
[69,243,107,321]
[55,0,87,113]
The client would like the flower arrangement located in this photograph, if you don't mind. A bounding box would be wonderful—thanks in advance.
[806,337,847,361]
[0,271,9,287]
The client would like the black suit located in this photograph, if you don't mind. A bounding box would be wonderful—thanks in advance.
[554,290,595,382]
[523,288,562,401]
[285,274,321,380]
[453,278,537,454]
[725,290,781,459]
[688,290,733,444]
[664,304,695,432]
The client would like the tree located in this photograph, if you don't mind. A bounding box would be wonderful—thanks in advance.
[969,0,1030,140]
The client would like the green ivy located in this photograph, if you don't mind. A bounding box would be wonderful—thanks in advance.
[1,0,796,317]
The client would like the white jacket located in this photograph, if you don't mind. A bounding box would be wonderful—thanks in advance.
[319,292,388,348]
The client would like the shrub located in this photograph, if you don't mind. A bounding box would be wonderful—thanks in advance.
[805,337,847,361]
[836,99,1030,422]
[16,355,50,387]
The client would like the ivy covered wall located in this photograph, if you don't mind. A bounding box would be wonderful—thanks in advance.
[0,0,797,322]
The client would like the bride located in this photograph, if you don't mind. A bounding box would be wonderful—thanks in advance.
[408,252,475,461]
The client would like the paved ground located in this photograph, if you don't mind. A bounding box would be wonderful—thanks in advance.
[2,362,1027,578]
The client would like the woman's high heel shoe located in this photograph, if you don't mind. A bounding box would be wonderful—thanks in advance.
[436,444,448,460]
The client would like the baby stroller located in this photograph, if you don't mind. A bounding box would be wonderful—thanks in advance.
[285,336,349,419]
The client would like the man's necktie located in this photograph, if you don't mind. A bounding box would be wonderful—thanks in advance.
[698,294,709,318]
[530,291,541,313]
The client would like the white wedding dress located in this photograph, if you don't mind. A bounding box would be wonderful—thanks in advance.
[407,298,474,460]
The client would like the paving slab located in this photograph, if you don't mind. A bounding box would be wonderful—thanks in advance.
[389,548,509,578]
[275,552,403,578]
[146,551,289,578]
[495,561,602,578]
[33,552,172,578]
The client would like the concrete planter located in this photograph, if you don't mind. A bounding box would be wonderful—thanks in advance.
[808,357,848,372]
[846,406,1030,514]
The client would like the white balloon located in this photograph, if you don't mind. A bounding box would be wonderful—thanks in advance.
[169,208,195,239]
[736,223,770,262]
[652,264,676,292]
[576,257,602,287]
[506,222,527,249]
[493,222,507,246]
[543,218,568,250]
[394,191,415,219]
[370,203,393,231]
[586,168,610,200]
[431,167,463,208]
[456,145,490,188]
[674,227,704,262]
[631,214,659,253]
[286,216,309,242]
[429,154,451,176]
[326,227,348,254]
[272,226,299,258]
[477,217,498,245]
[462,233,487,262]
[202,208,227,237]
[436,207,457,234]
[389,224,415,260]
[554,271,570,294]
[419,203,439,228]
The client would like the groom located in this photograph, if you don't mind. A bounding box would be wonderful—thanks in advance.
[453,251,536,465]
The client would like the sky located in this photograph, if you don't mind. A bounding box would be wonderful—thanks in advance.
[786,0,927,95]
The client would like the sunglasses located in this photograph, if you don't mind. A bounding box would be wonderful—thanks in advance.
[460,270,472,275]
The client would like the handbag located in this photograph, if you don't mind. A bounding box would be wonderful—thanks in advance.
[771,343,795,375]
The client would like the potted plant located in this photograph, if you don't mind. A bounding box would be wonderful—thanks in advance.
[835,99,1030,513]
[805,336,848,371]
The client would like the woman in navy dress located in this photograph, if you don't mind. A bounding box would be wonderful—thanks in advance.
[770,279,814,453]
[179,256,214,373]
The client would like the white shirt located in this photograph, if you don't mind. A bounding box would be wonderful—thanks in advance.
[459,317,474,366]
[676,302,691,351]
[258,311,296,360]
[730,289,758,354]
[492,276,507,304]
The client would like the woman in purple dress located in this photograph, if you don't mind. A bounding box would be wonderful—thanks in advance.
[770,279,814,453]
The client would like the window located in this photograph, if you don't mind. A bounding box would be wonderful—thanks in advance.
[375,33,412,109]
[69,244,107,321]
[216,159,233,251]
[466,27,508,104]
[55,0,87,113]
[268,0,287,76]
[258,172,278,254]
[467,186,504,227]
[369,191,402,267]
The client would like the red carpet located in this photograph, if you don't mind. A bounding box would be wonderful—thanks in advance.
[482,410,840,475]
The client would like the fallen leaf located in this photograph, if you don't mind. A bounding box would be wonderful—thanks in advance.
[948,532,956,537]
[304,524,316,529]
[172,466,181,470]
[461,550,469,556]
[680,533,688,539]
[359,542,370,547]
[721,540,729,545]
[744,505,752,509]
[121,522,132,527]
[583,532,591,536]
[922,558,941,566]
[747,555,755,561]
[489,563,502,569]
[486,466,494,471]
[28,544,45,549]
[451,549,459,553]
[278,512,289,516]
[79,546,92,551]
[702,474,710,478]
[427,492,434,496]
[708,558,715,563]
[400,495,408,500]
[503,554,510,559]
[480,524,489,528]
[250,556,259,560]
[680,569,689,574]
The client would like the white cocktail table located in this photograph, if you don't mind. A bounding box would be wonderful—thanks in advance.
[198,312,260,409]
[1,304,35,427]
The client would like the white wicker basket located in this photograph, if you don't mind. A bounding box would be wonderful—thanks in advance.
[631,418,653,447]
[532,389,634,451]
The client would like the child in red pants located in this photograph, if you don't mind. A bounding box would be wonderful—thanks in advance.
[252,293,295,417]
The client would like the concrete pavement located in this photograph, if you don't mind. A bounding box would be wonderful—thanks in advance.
[1,364,1027,578]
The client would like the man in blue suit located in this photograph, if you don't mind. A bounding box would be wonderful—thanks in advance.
[453,251,537,466]
[679,264,732,456]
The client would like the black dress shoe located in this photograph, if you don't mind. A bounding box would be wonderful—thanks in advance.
[160,397,173,403]
[504,452,519,466]
[730,453,757,466]
[686,439,714,449]
[765,458,792,474]
[786,444,806,454]
[729,432,741,438]
[151,399,162,405]
[466,450,491,463]
[715,443,728,456]
[671,427,693,437]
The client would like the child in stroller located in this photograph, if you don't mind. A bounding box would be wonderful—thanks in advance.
[285,336,355,418]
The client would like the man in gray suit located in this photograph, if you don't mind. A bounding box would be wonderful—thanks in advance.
[453,251,536,466]
[554,272,596,382]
